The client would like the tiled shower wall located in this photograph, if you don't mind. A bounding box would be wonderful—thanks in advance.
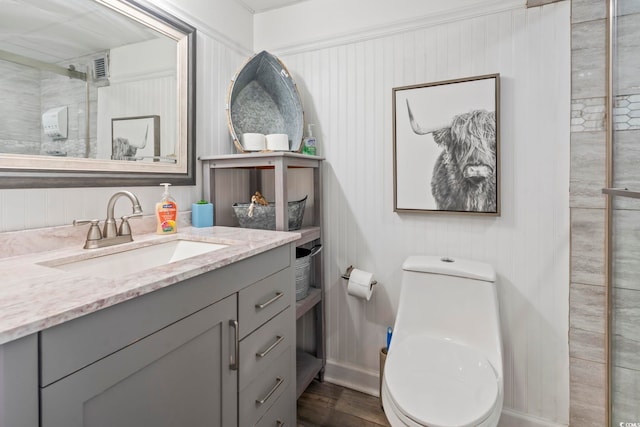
[0,55,101,158]
[569,1,608,426]
[570,0,640,426]
[0,62,41,154]
[571,0,640,425]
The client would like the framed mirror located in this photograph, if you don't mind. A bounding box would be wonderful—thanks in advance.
[0,0,196,188]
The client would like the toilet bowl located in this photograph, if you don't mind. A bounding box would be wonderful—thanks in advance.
[382,256,503,427]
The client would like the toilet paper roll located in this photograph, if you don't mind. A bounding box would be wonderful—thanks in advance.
[266,133,289,151]
[347,268,374,301]
[241,133,266,151]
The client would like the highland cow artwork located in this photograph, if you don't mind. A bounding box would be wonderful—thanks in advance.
[393,74,500,215]
[111,116,160,162]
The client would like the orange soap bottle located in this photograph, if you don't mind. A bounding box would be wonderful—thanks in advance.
[156,183,177,234]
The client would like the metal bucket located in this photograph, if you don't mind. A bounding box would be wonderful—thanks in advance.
[226,50,304,153]
[295,245,322,301]
[232,196,306,230]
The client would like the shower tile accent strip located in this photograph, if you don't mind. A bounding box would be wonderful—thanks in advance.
[571,97,605,132]
[568,94,640,133]
[613,94,640,130]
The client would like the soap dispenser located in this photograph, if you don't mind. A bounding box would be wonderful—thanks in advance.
[302,124,317,156]
[156,183,177,234]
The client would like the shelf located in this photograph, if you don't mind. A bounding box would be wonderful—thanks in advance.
[296,350,323,399]
[296,226,320,246]
[296,287,321,319]
[202,153,325,400]
[200,152,324,170]
[202,152,323,233]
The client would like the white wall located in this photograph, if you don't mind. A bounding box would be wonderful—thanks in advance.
[254,0,525,52]
[257,1,571,425]
[150,0,254,53]
[0,0,251,232]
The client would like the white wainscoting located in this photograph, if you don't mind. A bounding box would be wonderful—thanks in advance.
[267,2,571,425]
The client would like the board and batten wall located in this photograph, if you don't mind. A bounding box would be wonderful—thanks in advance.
[0,0,251,232]
[257,1,571,425]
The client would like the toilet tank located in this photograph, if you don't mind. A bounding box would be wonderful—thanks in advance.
[397,256,502,370]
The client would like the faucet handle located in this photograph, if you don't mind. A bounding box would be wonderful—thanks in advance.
[73,219,103,242]
[118,213,143,237]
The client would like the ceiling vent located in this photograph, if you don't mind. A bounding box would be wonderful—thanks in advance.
[92,53,110,81]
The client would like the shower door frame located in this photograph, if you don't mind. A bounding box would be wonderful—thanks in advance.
[604,1,614,425]
[602,0,640,425]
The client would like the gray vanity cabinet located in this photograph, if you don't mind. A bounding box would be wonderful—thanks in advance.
[35,243,296,427]
[41,295,237,427]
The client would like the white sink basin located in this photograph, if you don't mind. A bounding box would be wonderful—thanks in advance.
[48,239,228,278]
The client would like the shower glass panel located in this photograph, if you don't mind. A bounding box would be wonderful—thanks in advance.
[610,0,640,424]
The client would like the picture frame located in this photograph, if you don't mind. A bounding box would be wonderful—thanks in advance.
[392,74,500,216]
[111,115,160,162]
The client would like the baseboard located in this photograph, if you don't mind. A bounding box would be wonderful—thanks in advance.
[323,360,568,427]
[323,358,380,397]
[499,409,568,427]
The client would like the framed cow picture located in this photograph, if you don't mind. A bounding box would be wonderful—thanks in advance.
[111,115,160,162]
[392,74,500,216]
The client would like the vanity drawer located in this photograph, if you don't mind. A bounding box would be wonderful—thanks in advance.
[239,306,293,390]
[239,346,291,427]
[255,385,295,427]
[239,268,292,338]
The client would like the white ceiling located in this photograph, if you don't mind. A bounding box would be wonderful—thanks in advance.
[0,0,160,63]
[235,0,305,13]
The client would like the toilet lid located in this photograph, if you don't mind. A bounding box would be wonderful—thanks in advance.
[385,335,499,427]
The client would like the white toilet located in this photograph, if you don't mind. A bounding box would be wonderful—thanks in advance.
[381,256,503,427]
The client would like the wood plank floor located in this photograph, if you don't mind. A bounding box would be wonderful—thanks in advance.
[297,381,391,427]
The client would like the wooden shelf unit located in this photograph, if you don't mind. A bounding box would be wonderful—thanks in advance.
[200,152,326,400]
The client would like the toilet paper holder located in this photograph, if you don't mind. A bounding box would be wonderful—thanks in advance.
[341,265,377,286]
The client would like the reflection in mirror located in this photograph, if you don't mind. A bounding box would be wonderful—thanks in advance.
[0,0,195,187]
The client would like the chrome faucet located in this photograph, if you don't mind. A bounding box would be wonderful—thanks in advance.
[103,191,144,238]
[74,190,144,249]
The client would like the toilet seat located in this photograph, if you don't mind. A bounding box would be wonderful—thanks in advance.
[384,335,500,427]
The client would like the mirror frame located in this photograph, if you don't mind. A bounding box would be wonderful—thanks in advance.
[0,0,196,188]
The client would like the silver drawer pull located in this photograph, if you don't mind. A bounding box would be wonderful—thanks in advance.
[255,292,284,309]
[256,335,284,358]
[277,421,285,427]
[229,320,239,371]
[256,377,284,405]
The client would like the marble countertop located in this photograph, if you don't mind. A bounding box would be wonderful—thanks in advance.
[0,226,300,346]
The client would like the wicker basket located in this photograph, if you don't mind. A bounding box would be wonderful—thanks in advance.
[232,196,307,230]
[226,51,304,153]
[295,245,322,301]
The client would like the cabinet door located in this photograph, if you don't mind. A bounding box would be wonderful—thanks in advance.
[41,295,238,427]
[0,334,38,427]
